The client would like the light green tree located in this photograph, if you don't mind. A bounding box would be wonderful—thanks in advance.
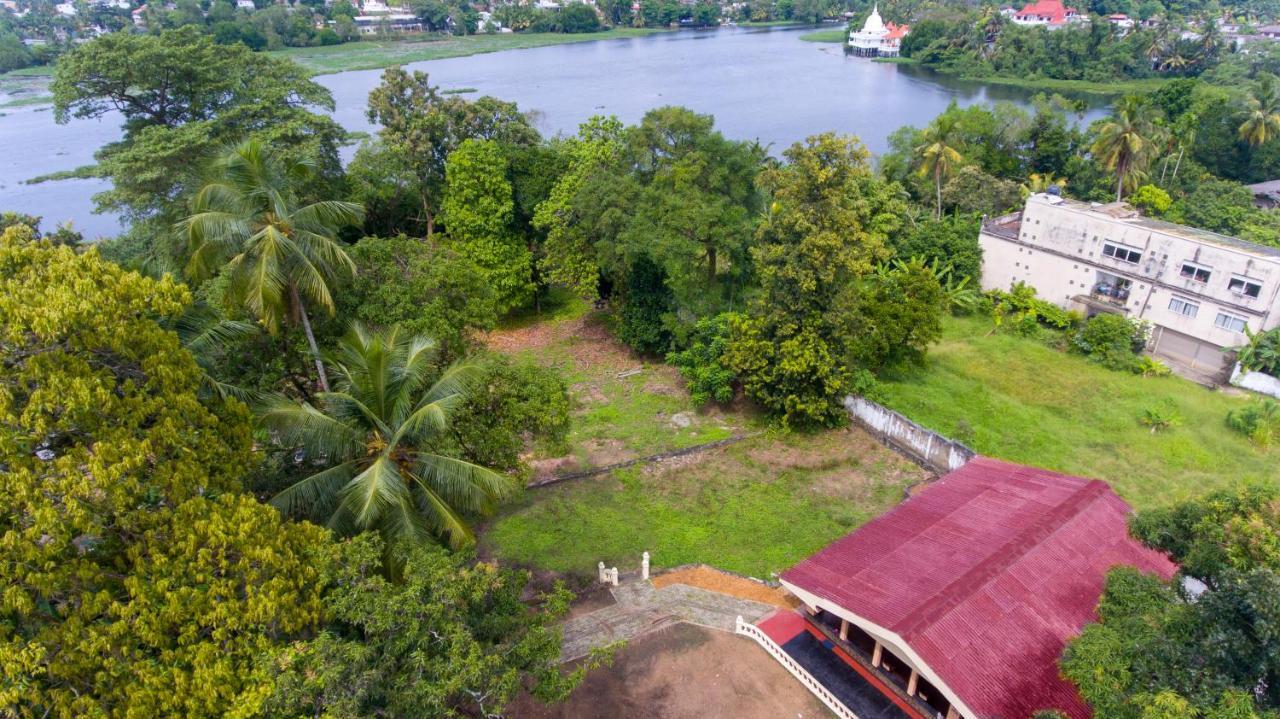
[0,227,329,717]
[261,323,516,550]
[178,139,363,392]
[441,138,533,313]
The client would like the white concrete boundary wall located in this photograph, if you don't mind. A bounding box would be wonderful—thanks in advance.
[845,396,975,473]
[735,616,862,719]
[1230,363,1280,399]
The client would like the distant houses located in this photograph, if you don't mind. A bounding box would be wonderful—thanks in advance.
[1008,0,1083,28]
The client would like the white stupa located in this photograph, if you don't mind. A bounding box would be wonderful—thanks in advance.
[847,5,909,57]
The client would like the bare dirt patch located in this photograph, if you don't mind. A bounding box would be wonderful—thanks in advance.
[652,566,799,609]
[581,438,638,467]
[487,313,636,373]
[507,623,832,719]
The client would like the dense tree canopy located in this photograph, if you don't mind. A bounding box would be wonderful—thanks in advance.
[1061,486,1280,718]
[0,227,329,717]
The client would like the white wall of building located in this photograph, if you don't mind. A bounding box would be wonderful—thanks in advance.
[980,194,1280,377]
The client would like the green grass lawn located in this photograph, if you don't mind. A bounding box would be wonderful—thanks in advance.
[879,316,1278,509]
[483,427,926,579]
[0,94,52,109]
[798,29,846,43]
[271,29,666,75]
[481,302,928,579]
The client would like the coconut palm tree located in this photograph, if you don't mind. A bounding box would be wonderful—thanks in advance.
[915,114,964,219]
[1021,172,1068,197]
[1239,74,1280,148]
[178,139,363,392]
[1091,96,1161,202]
[261,323,515,550]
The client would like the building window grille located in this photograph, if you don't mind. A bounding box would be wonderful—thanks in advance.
[1102,243,1142,263]
[1215,312,1248,333]
[1168,297,1199,318]
[1179,263,1211,283]
[1228,277,1263,299]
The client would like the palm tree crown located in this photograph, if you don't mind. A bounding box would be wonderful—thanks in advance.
[915,114,964,219]
[261,323,515,550]
[1090,96,1161,202]
[178,139,363,390]
[1239,74,1280,148]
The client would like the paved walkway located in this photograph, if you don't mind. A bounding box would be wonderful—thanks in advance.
[560,579,777,661]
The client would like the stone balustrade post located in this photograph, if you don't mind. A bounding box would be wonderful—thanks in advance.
[641,551,650,580]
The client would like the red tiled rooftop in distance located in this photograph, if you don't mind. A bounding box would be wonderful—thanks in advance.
[781,457,1177,719]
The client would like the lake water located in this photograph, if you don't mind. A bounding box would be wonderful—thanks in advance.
[0,26,1105,239]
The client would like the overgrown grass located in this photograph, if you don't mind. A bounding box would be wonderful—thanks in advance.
[879,316,1278,509]
[955,73,1168,96]
[271,29,667,75]
[798,29,846,43]
[483,429,923,578]
[0,94,52,109]
[24,164,100,185]
[0,65,53,79]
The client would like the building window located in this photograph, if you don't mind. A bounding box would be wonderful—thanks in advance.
[1228,276,1263,299]
[1169,297,1199,318]
[1179,263,1211,283]
[1215,312,1248,333]
[1103,243,1142,263]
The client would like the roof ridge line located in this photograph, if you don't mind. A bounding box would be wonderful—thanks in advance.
[895,478,1111,641]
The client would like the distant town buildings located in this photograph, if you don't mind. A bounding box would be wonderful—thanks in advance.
[1009,0,1082,28]
[847,5,909,57]
[980,192,1280,382]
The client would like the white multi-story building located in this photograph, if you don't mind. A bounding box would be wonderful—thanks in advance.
[980,192,1280,381]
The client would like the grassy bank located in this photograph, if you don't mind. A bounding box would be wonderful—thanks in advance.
[879,316,1277,509]
[484,428,925,579]
[271,29,666,75]
[480,301,927,579]
[954,72,1167,96]
[0,94,52,109]
[0,65,53,80]
[798,29,846,43]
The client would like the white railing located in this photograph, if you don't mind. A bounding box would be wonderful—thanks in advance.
[735,616,862,719]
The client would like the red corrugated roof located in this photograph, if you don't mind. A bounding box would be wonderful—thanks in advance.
[1014,0,1077,24]
[780,457,1177,719]
[884,22,910,41]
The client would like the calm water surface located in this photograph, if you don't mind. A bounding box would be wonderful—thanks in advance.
[0,26,1104,239]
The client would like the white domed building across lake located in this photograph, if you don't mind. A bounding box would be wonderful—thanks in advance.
[847,5,910,57]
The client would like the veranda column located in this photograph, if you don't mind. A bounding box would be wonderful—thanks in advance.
[839,619,849,641]
[872,642,883,668]
[907,669,919,696]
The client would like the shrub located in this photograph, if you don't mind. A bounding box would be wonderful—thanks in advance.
[1226,399,1280,446]
[667,313,737,407]
[615,255,674,355]
[1133,355,1172,377]
[1234,326,1280,378]
[1072,313,1149,371]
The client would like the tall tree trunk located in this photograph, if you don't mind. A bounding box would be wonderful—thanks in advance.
[291,284,331,393]
[935,165,943,220]
[1160,155,1170,183]
[707,244,717,287]
[1115,164,1125,203]
[1172,148,1185,182]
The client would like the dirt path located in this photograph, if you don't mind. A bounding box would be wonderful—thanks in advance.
[508,622,833,719]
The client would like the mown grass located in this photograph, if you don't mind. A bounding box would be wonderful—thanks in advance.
[879,316,1278,509]
[0,65,53,79]
[483,428,924,578]
[271,29,666,75]
[798,29,846,43]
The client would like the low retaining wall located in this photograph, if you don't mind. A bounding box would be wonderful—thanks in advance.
[1230,363,1280,399]
[845,396,975,474]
